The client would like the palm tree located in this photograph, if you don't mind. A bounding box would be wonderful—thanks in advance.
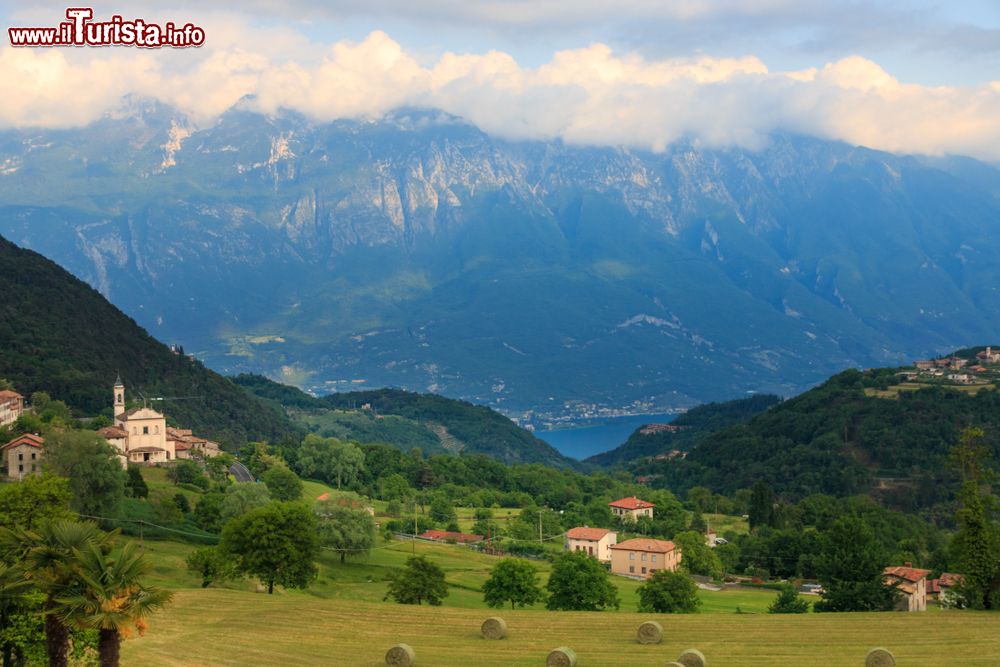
[4,520,115,667]
[0,563,33,667]
[57,541,172,667]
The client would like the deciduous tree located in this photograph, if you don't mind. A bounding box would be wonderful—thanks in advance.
[637,570,701,613]
[545,551,619,611]
[384,556,448,606]
[315,502,375,564]
[42,430,125,521]
[220,502,318,594]
[483,558,543,610]
[261,466,303,502]
[768,584,810,613]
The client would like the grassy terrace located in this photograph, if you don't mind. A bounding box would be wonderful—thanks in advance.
[123,589,1000,666]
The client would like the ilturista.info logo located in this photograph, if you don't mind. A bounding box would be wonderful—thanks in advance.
[8,7,205,48]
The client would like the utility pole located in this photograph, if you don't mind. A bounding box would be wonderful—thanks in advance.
[539,509,543,546]
[413,513,417,554]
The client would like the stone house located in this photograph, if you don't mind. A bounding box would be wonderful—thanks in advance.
[2,433,44,479]
[884,564,931,611]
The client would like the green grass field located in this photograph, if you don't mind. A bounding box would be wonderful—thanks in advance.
[123,472,1000,665]
[121,587,1000,666]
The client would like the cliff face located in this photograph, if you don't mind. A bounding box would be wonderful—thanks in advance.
[2,101,999,415]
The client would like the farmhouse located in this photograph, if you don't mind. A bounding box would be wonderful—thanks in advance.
[0,390,24,427]
[609,538,681,578]
[2,433,43,479]
[927,572,964,605]
[418,529,483,544]
[609,496,655,521]
[884,564,931,611]
[565,527,617,562]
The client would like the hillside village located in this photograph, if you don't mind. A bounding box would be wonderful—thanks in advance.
[2,374,975,620]
[2,377,221,480]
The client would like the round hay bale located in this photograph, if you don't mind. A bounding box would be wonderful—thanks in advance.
[676,648,707,667]
[637,620,663,644]
[663,663,685,667]
[865,648,896,667]
[546,646,577,667]
[385,643,415,667]
[481,617,508,640]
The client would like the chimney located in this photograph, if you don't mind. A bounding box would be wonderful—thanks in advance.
[904,561,913,568]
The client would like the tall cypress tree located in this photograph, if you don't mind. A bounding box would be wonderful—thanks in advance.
[749,480,775,531]
[950,427,1000,609]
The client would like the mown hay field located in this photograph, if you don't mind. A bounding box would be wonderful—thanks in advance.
[123,589,1000,667]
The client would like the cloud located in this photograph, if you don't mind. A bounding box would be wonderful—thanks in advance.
[3,23,1000,160]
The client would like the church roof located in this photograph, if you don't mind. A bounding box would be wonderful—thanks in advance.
[119,406,165,420]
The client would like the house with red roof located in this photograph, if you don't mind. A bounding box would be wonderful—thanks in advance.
[2,433,44,479]
[418,529,483,544]
[609,496,655,522]
[609,538,681,578]
[0,390,24,427]
[884,564,932,611]
[566,526,617,562]
[927,572,964,606]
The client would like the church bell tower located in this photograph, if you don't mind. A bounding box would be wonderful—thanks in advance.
[114,374,125,420]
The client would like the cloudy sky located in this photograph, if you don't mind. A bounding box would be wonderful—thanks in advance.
[3,1,1000,158]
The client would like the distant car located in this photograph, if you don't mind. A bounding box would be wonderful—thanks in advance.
[800,583,824,595]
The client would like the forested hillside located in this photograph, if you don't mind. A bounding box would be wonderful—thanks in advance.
[235,375,573,467]
[586,394,781,466]
[0,235,297,447]
[638,368,1000,511]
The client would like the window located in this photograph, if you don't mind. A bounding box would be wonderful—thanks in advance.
[31,465,36,472]
[143,426,149,435]
[18,464,23,472]
[629,552,635,560]
[31,453,36,460]
[629,566,634,573]
[641,567,647,574]
[652,554,657,563]
[17,453,23,461]
[641,553,647,561]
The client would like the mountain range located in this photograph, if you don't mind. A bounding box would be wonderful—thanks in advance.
[3,97,1000,418]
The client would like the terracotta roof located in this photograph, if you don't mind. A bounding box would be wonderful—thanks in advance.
[0,390,23,399]
[567,527,612,541]
[939,572,963,587]
[98,426,127,439]
[609,496,655,510]
[926,579,941,595]
[883,566,931,583]
[419,530,483,543]
[174,443,191,451]
[127,446,165,454]
[2,433,44,450]
[610,538,677,553]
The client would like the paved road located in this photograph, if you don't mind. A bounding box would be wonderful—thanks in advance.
[229,461,254,483]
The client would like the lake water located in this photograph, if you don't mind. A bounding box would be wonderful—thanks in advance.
[536,412,678,461]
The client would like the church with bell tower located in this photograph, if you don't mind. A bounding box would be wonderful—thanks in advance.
[99,376,174,464]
